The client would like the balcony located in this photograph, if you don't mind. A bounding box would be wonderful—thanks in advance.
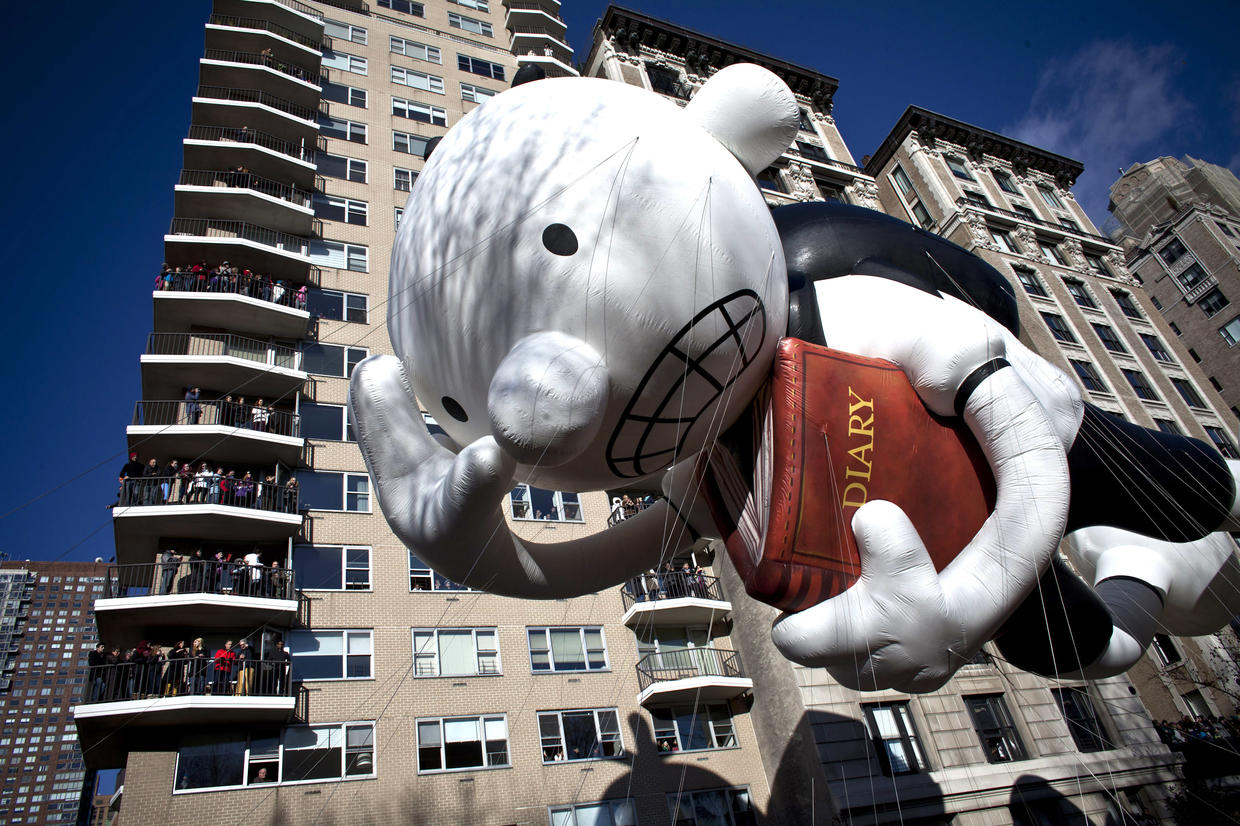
[621,571,731,628]
[95,560,297,643]
[191,84,323,142]
[636,647,751,705]
[153,268,313,340]
[165,216,315,280]
[201,49,323,105]
[184,124,319,187]
[139,331,305,402]
[215,0,324,38]
[128,399,303,465]
[513,50,578,78]
[206,13,323,57]
[173,168,316,235]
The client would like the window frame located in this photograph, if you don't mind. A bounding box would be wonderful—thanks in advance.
[457,53,505,81]
[318,115,367,144]
[945,155,974,181]
[649,702,737,754]
[412,628,500,677]
[1204,426,1240,459]
[1013,266,1048,298]
[527,626,609,673]
[461,82,497,103]
[666,787,756,826]
[320,49,368,76]
[1199,287,1230,318]
[409,553,471,592]
[1091,323,1128,354]
[1062,277,1097,309]
[990,227,1019,254]
[377,0,424,16]
[393,130,432,158]
[1041,311,1078,344]
[318,152,366,183]
[550,799,637,826]
[1158,237,1187,263]
[312,194,368,226]
[389,35,441,64]
[1139,333,1173,362]
[1171,377,1206,409]
[391,65,445,94]
[416,714,509,773]
[1110,289,1144,320]
[392,96,447,126]
[1121,368,1160,402]
[1083,252,1110,277]
[287,629,373,681]
[297,469,371,512]
[302,342,369,377]
[992,168,1018,194]
[538,708,624,763]
[862,701,929,776]
[1220,315,1240,346]
[306,287,368,324]
[309,240,369,272]
[394,167,417,192]
[299,400,356,442]
[1151,633,1181,666]
[1037,185,1064,210]
[508,484,584,523]
[964,693,1028,764]
[292,544,371,591]
[1039,240,1068,266]
[449,0,489,10]
[1069,359,1108,394]
[323,19,367,44]
[448,12,493,37]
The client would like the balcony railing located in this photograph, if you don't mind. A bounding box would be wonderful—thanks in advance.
[187,124,318,164]
[955,197,1114,246]
[621,571,724,611]
[636,648,744,692]
[203,48,322,86]
[168,217,315,257]
[208,13,323,50]
[179,168,315,208]
[259,0,325,21]
[103,560,294,601]
[82,656,293,704]
[196,84,325,123]
[316,0,370,12]
[132,399,300,438]
[158,266,317,296]
[115,473,299,513]
[145,331,301,370]
[607,498,654,527]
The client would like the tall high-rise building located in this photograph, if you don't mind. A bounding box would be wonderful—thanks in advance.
[1,559,109,826]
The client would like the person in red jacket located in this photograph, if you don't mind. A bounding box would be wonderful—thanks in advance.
[212,640,237,695]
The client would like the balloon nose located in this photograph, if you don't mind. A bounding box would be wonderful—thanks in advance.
[488,332,609,468]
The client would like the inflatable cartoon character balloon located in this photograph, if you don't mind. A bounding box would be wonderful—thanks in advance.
[351,64,1240,694]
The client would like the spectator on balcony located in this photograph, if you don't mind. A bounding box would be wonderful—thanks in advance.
[644,569,660,601]
[234,639,256,696]
[189,638,210,695]
[142,458,163,505]
[212,640,237,694]
[117,452,144,506]
[184,386,202,425]
[296,285,307,310]
[272,280,286,305]
[241,549,263,596]
[621,495,637,519]
[158,263,174,291]
[145,644,167,698]
[251,399,270,432]
[266,560,284,599]
[163,458,181,502]
[235,396,248,428]
[177,463,193,503]
[158,549,182,595]
[190,462,212,503]
[237,125,252,144]
[260,47,274,67]
[219,470,236,506]
[259,473,279,511]
[129,642,149,699]
[236,472,257,508]
[269,638,292,695]
[104,647,123,701]
[88,643,108,701]
[213,551,233,595]
[284,476,299,513]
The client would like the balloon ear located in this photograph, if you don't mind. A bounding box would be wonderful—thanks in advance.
[684,63,799,177]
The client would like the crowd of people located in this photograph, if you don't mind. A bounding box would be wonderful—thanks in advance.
[120,548,293,601]
[156,259,307,309]
[1154,714,1240,747]
[115,452,299,513]
[610,494,657,525]
[627,562,714,603]
[177,387,292,434]
[86,637,293,703]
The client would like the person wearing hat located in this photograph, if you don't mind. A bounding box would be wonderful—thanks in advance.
[117,452,144,506]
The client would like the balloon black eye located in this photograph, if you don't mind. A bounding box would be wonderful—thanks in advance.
[442,396,468,422]
[542,223,578,256]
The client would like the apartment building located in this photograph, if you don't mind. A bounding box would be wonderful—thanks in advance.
[0,560,109,826]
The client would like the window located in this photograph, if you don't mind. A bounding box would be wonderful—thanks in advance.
[391,65,445,94]
[297,470,370,512]
[457,54,505,81]
[1059,217,1081,232]
[393,130,432,157]
[394,167,417,192]
[1171,321,1183,336]
[1038,185,1064,209]
[378,0,424,16]
[1181,689,1211,719]
[309,240,368,272]
[796,140,829,163]
[1051,687,1111,752]
[509,485,583,522]
[1151,633,1181,666]
[1062,277,1097,309]
[302,342,367,376]
[1205,426,1240,459]
[1151,294,1163,310]
[1219,221,1237,238]
[417,715,508,772]
[1154,418,1182,435]
[1121,369,1159,401]
[1041,312,1077,344]
[990,227,1019,254]
[1111,289,1143,319]
[964,190,991,208]
[318,116,366,143]
[174,724,374,790]
[1199,287,1230,317]
[862,702,927,775]
[650,703,736,753]
[320,49,367,76]
[409,553,470,592]
[318,152,366,183]
[461,82,496,103]
[1178,262,1209,291]
[389,35,441,63]
[394,206,403,229]
[321,81,367,109]
[1158,238,1187,263]
[1172,377,1206,408]
[1039,240,1068,265]
[1083,253,1110,277]
[306,287,368,323]
[965,694,1027,763]
[1012,204,1037,221]
[1139,333,1173,362]
[993,169,1018,193]
[538,709,623,762]
[1070,360,1108,393]
[1221,316,1240,346]
[551,800,637,826]
[891,165,915,198]
[412,628,499,676]
[909,200,932,229]
[1014,267,1047,297]
[945,155,973,180]
[299,401,355,441]
[323,19,367,44]
[312,194,368,226]
[667,788,756,826]
[450,0,489,10]
[287,630,372,680]
[292,545,370,590]
[528,627,608,672]
[392,96,447,126]
[448,12,493,37]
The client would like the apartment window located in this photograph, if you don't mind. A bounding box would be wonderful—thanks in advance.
[461,82,496,103]
[863,702,928,776]
[1139,333,1173,362]
[990,227,1019,254]
[1158,237,1187,263]
[1151,294,1163,310]
[323,19,367,44]
[906,200,931,228]
[1178,262,1209,291]
[551,800,637,826]
[667,788,755,826]
[1120,368,1159,401]
[964,190,991,208]
[1013,266,1047,297]
[1039,240,1068,265]
[287,630,373,680]
[394,206,403,229]
[509,485,582,522]
[302,342,367,376]
[412,628,499,676]
[945,155,973,180]
[1051,687,1111,752]
[394,167,417,191]
[1070,360,1108,393]
[1218,221,1237,238]
[1171,321,1183,336]
[306,287,368,323]
[312,194,368,226]
[1041,312,1077,344]
[1059,217,1081,232]
[1205,426,1240,459]
[450,0,489,9]
[318,116,366,143]
[174,724,374,790]
[798,107,814,131]
[457,54,505,80]
[321,81,367,109]
[293,470,366,514]
[393,131,432,157]
[891,165,915,198]
[378,0,424,16]
[391,65,445,94]
[320,49,367,76]
[448,12,493,36]
[292,545,370,590]
[650,703,737,753]
[1151,633,1181,666]
[299,401,355,442]
[416,715,508,772]
[408,553,470,591]
[318,152,366,183]
[392,96,447,126]
[528,627,607,672]
[1083,253,1110,276]
[538,709,623,762]
[1220,316,1240,346]
[389,35,441,63]
[1181,689,1211,719]
[1171,377,1206,408]
[1199,287,1230,317]
[1062,277,1097,309]
[1038,185,1064,209]
[993,169,1018,193]
[1154,418,1182,435]
[1012,204,1037,221]
[1111,289,1143,319]
[310,240,368,271]
[965,694,1027,763]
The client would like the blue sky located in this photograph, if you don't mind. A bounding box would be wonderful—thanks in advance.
[0,0,1236,565]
